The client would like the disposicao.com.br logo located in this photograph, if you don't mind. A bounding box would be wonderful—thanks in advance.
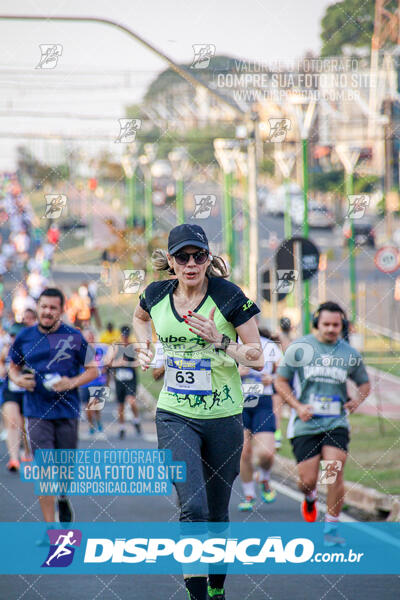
[18,522,396,574]
[83,535,314,565]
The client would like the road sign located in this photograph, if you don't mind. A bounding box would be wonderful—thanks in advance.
[374,246,400,273]
[276,236,320,280]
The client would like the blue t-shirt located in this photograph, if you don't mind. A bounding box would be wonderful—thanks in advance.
[10,323,89,419]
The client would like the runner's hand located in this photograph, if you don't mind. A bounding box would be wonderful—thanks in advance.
[261,373,274,386]
[17,373,36,392]
[52,377,73,392]
[344,397,361,413]
[184,307,221,344]
[136,340,153,371]
[297,404,313,422]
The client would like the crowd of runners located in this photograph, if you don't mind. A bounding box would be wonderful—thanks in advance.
[1,219,371,600]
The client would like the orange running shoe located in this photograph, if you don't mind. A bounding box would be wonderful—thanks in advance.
[7,459,20,472]
[301,498,318,522]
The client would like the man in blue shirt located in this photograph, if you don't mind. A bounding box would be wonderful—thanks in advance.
[9,288,98,524]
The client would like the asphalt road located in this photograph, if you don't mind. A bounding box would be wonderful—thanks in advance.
[0,398,398,600]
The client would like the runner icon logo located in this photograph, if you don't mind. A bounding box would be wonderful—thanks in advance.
[87,386,110,410]
[190,44,216,69]
[268,119,291,143]
[347,195,370,219]
[121,270,145,294]
[319,460,342,485]
[36,44,63,69]
[46,334,78,369]
[42,529,82,568]
[115,119,142,143]
[43,195,67,219]
[192,194,216,219]
[275,270,298,294]
[242,383,263,408]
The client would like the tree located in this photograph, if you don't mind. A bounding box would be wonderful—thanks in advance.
[17,146,69,185]
[320,0,375,57]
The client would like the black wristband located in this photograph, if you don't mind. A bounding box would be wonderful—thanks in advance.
[215,334,231,352]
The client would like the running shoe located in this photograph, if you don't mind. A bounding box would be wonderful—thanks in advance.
[57,497,74,523]
[207,586,225,599]
[238,496,256,512]
[260,481,277,503]
[97,422,103,432]
[89,426,96,435]
[119,428,125,440]
[134,422,142,435]
[7,459,20,472]
[301,498,318,522]
[274,429,282,450]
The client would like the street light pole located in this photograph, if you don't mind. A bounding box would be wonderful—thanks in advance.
[139,155,153,245]
[275,150,296,309]
[232,147,250,287]
[214,139,237,272]
[275,150,296,239]
[121,143,138,227]
[169,147,190,225]
[247,118,260,305]
[289,96,316,334]
[302,137,311,333]
[335,144,360,324]
[346,171,357,323]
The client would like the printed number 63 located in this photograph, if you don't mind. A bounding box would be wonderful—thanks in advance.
[176,370,194,384]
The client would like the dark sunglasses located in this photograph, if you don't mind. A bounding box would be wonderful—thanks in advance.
[173,250,209,265]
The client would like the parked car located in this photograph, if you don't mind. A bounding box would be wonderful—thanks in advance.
[308,204,336,229]
[343,219,376,247]
[291,200,335,229]
[265,183,303,217]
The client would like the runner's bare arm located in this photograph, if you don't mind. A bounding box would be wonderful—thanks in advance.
[152,366,165,380]
[234,318,264,370]
[52,366,99,392]
[132,303,154,371]
[274,375,313,421]
[344,381,370,413]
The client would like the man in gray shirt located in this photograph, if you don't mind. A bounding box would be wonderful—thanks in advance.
[275,302,370,545]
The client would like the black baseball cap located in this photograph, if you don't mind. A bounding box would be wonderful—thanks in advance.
[168,224,209,255]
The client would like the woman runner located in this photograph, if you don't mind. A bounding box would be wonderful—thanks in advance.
[133,223,263,600]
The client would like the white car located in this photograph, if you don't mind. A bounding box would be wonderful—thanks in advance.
[267,183,303,217]
[291,201,335,229]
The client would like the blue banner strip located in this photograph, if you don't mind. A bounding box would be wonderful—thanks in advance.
[0,522,398,574]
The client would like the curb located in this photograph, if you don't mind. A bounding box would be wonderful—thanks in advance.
[272,454,400,521]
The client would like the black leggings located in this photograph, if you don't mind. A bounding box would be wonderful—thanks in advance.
[155,409,243,523]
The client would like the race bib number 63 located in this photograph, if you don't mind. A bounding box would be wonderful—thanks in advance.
[166,357,212,396]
